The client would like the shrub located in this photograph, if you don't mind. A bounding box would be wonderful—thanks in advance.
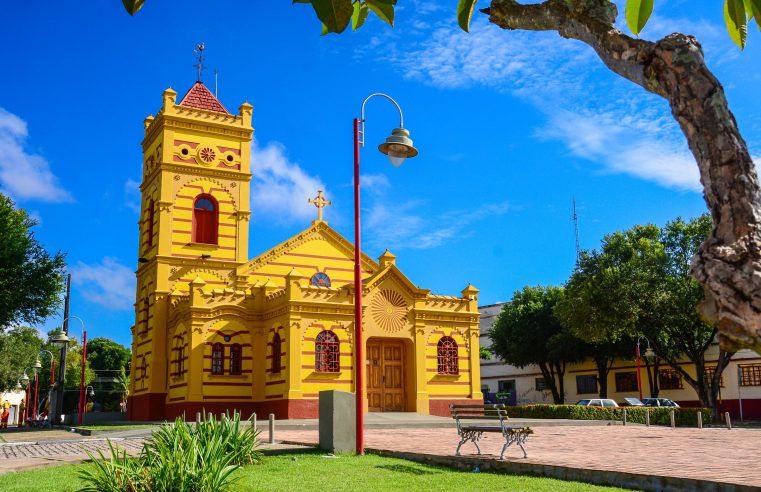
[504,404,710,426]
[78,411,261,492]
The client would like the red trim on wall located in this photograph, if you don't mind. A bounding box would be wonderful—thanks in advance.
[429,398,483,417]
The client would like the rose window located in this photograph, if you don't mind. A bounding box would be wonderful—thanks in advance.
[371,290,407,333]
[197,146,216,164]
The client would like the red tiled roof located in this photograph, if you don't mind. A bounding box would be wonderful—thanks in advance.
[177,82,229,114]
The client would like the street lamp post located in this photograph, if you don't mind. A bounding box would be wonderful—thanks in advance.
[635,337,655,401]
[48,315,86,426]
[20,370,30,425]
[353,94,418,455]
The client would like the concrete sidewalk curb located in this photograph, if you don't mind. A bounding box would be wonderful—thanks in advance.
[366,449,759,492]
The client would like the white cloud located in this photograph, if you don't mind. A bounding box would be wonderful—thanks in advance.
[365,200,510,250]
[0,108,72,202]
[250,140,326,223]
[538,109,700,191]
[71,257,135,311]
[124,178,141,214]
[372,15,702,193]
[360,173,390,195]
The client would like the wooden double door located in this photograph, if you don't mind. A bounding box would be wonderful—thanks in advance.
[367,340,406,412]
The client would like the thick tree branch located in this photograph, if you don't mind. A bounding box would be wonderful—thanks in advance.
[487,0,761,352]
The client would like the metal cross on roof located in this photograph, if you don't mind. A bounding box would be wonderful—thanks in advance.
[308,190,332,222]
[194,42,206,82]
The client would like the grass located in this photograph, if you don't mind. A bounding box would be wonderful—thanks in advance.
[0,451,627,492]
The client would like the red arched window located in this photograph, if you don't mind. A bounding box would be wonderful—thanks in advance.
[146,199,155,248]
[315,331,339,373]
[271,333,282,374]
[229,344,242,375]
[193,194,218,245]
[211,343,224,375]
[437,336,459,375]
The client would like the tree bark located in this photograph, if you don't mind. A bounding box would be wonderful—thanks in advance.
[486,0,761,352]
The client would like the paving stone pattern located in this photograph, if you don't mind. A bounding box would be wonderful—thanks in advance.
[0,439,144,460]
[277,425,761,489]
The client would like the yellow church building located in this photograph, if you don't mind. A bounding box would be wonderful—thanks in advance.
[128,80,483,420]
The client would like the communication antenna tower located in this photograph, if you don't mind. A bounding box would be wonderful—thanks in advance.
[214,68,219,97]
[572,197,580,263]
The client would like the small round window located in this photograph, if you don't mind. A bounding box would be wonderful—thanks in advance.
[310,272,331,287]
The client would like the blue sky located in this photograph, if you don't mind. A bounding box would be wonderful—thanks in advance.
[1,1,759,348]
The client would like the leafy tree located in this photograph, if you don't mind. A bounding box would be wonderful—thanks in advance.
[560,215,733,417]
[0,326,44,391]
[489,286,586,403]
[0,194,66,330]
[86,337,131,375]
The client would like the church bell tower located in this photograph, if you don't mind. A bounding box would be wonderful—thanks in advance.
[129,77,254,419]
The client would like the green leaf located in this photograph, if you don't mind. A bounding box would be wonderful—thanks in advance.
[625,0,654,35]
[122,0,145,15]
[366,0,396,27]
[457,0,478,32]
[309,0,354,34]
[745,0,761,30]
[725,0,748,49]
[352,1,370,31]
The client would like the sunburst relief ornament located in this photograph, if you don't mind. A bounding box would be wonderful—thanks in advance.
[371,290,408,333]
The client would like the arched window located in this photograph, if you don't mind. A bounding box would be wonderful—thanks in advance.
[271,333,282,373]
[315,331,339,373]
[211,343,224,375]
[193,194,218,245]
[437,336,459,375]
[229,344,242,375]
[146,199,155,248]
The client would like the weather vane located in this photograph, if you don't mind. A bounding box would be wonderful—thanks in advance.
[308,190,332,223]
[194,42,206,82]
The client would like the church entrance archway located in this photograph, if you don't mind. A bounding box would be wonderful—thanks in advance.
[366,339,408,412]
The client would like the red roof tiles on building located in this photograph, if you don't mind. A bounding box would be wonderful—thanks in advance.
[178,82,229,114]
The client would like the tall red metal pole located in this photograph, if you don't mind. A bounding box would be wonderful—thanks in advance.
[636,342,643,401]
[353,117,364,455]
[33,374,39,420]
[24,384,29,424]
[78,331,87,426]
[51,360,56,385]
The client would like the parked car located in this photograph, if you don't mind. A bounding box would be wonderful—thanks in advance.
[620,397,644,406]
[575,399,619,407]
[641,398,680,408]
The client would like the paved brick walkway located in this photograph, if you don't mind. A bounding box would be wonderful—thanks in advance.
[0,438,145,473]
[277,425,761,489]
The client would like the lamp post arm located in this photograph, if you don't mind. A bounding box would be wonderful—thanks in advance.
[63,316,86,338]
[359,93,405,147]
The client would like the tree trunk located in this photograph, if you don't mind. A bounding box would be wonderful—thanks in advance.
[486,0,761,353]
[594,357,610,398]
[555,361,567,404]
[644,359,661,398]
[539,362,563,404]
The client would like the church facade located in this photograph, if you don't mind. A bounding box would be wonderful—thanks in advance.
[128,82,483,420]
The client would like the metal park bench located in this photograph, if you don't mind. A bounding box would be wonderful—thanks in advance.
[450,404,532,459]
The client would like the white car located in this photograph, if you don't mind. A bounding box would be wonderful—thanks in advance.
[575,398,619,407]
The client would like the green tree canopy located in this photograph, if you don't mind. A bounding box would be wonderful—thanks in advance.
[0,326,44,391]
[86,337,131,374]
[0,194,66,330]
[559,214,733,416]
[489,286,586,404]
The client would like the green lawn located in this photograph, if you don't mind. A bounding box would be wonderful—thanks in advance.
[0,451,628,492]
